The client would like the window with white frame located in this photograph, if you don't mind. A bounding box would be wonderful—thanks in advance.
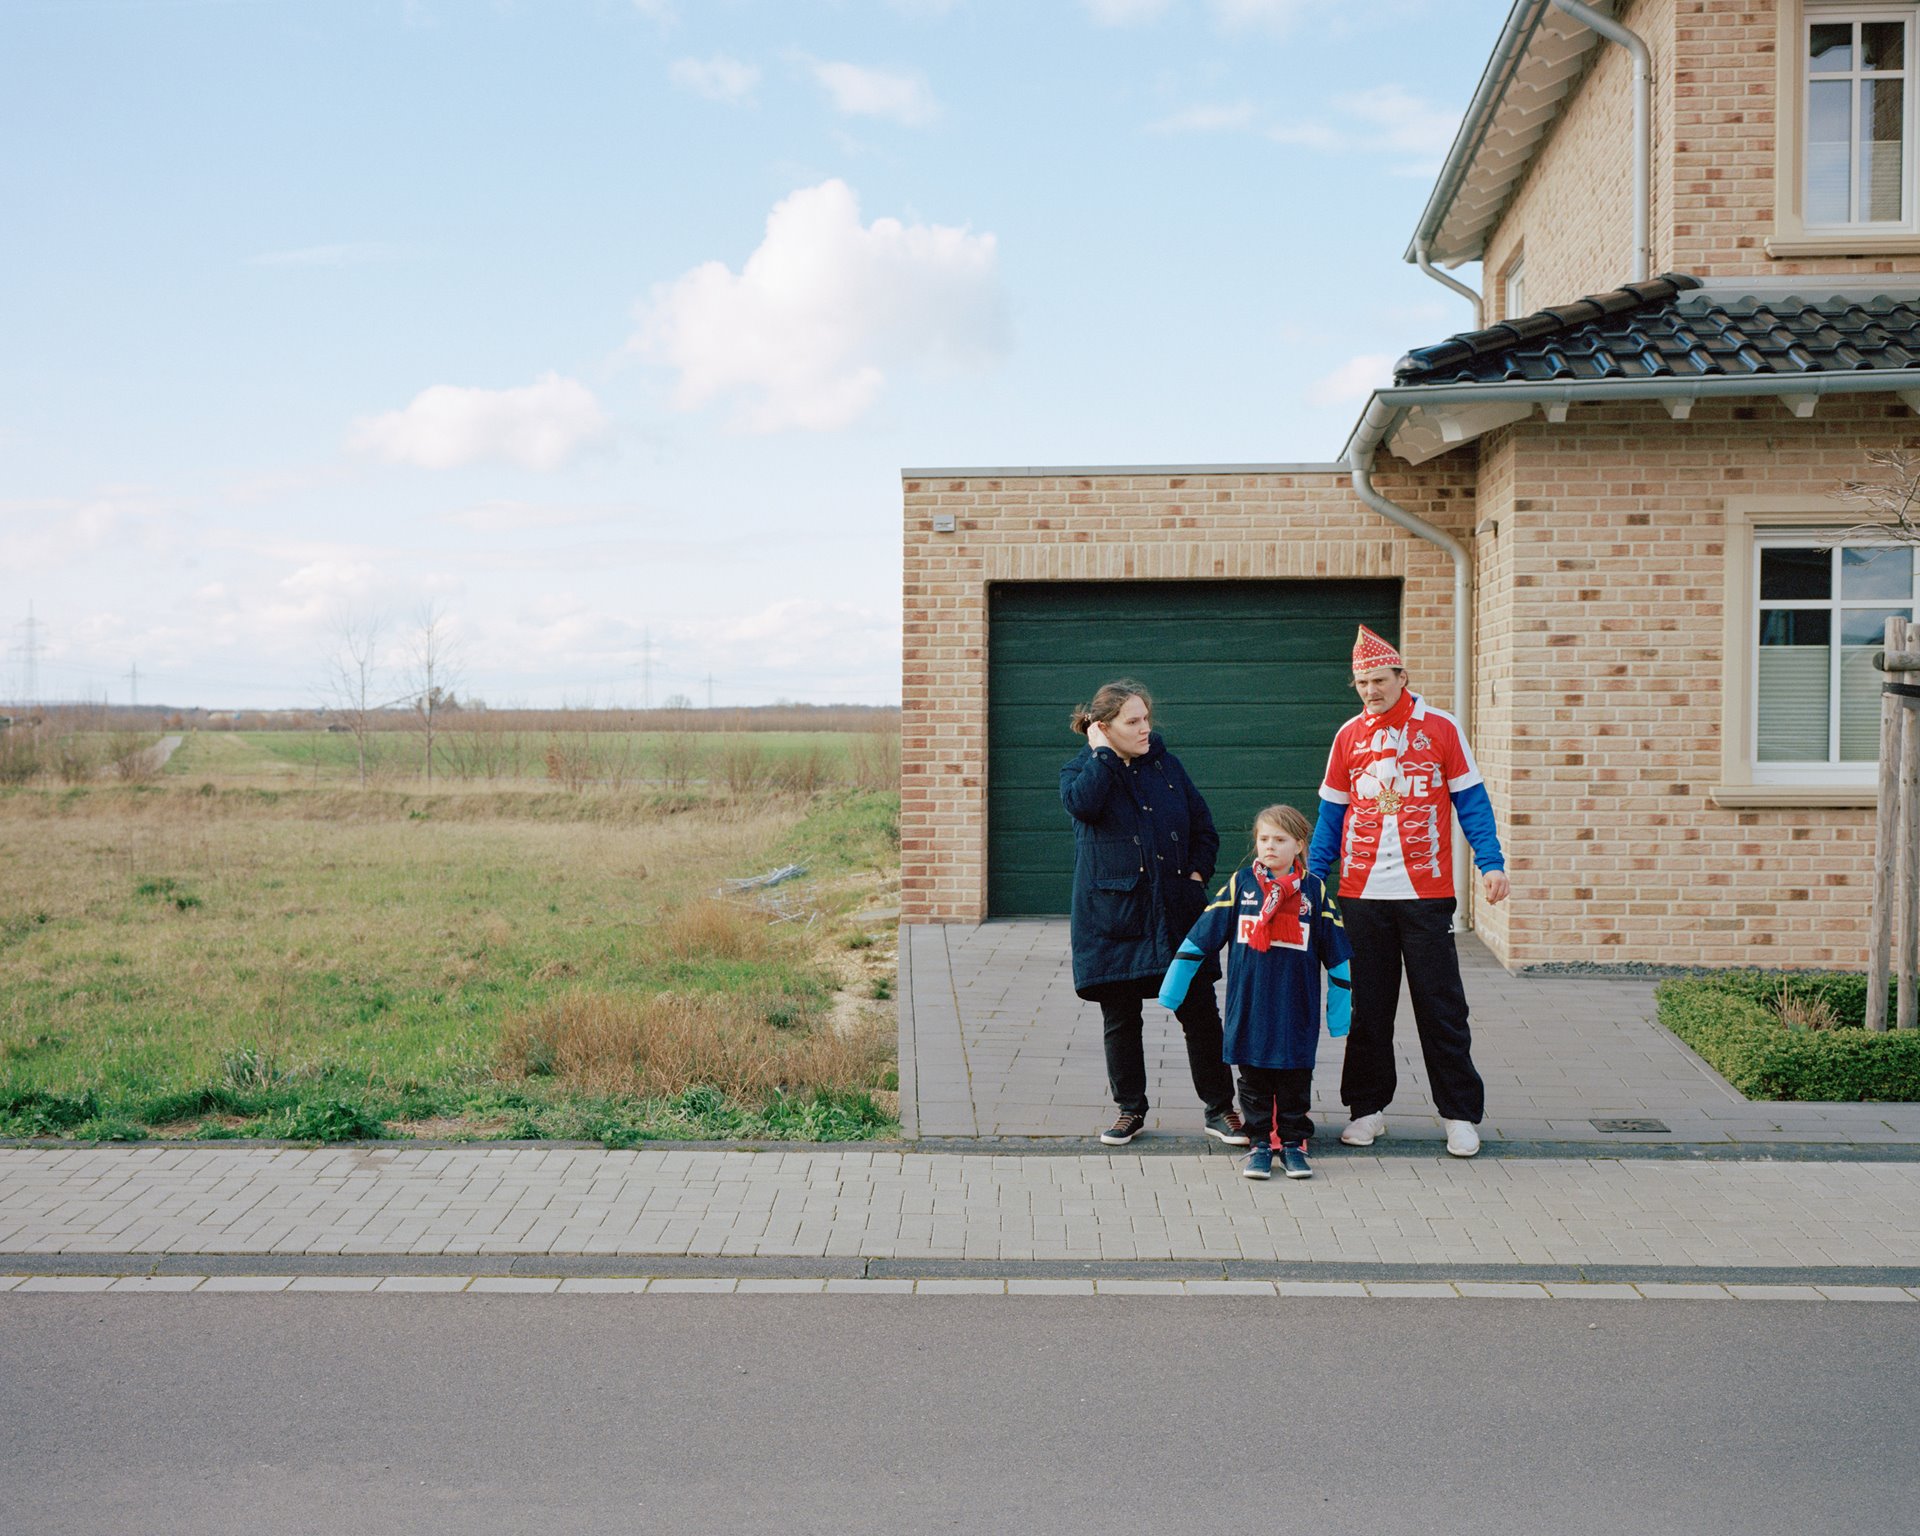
[1754,536,1919,777]
[1805,7,1916,228]
[1503,256,1526,321]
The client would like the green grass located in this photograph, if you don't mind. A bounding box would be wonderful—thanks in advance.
[173,729,876,786]
[0,786,901,1143]
[1656,972,1920,1101]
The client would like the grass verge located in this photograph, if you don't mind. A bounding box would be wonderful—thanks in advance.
[0,784,900,1143]
[1656,971,1920,1101]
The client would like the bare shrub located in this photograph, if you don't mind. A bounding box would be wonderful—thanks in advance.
[0,721,46,785]
[847,729,900,790]
[769,743,828,793]
[496,988,888,1099]
[544,735,593,791]
[655,731,702,790]
[718,740,766,795]
[52,730,104,785]
[656,898,761,961]
[1773,980,1839,1032]
[108,731,161,783]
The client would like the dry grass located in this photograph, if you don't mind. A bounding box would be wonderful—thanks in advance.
[1773,980,1840,1032]
[495,986,891,1100]
[657,898,762,961]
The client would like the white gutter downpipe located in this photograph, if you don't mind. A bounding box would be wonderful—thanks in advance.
[1550,0,1651,282]
[1415,239,1484,330]
[1346,396,1478,925]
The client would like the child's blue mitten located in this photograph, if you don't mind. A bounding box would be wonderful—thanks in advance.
[1326,960,1351,1038]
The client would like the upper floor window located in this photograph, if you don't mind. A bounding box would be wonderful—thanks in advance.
[1755,536,1918,778]
[1805,9,1915,228]
[1503,257,1527,320]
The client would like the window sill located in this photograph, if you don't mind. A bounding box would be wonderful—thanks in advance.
[1709,783,1880,808]
[1766,232,1920,258]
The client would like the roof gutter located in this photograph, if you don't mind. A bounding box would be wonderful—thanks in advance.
[1343,399,1478,924]
[1403,0,1549,302]
[1549,0,1651,282]
[1415,239,1484,329]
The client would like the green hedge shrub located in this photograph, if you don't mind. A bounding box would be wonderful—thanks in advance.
[1656,973,1920,1101]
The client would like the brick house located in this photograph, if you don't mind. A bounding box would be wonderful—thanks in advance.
[901,0,1920,971]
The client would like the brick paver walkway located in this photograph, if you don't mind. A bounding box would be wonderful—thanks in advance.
[7,1146,1920,1268]
[899,921,1920,1145]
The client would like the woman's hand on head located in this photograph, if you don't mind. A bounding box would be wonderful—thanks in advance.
[1085,722,1112,753]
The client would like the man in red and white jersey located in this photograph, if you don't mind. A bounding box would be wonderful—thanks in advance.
[1305,626,1509,1157]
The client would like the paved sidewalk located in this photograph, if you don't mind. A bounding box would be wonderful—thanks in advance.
[900,921,1920,1145]
[8,1146,1920,1270]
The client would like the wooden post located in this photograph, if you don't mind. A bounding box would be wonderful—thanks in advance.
[1901,617,1920,1032]
[1866,616,1903,1030]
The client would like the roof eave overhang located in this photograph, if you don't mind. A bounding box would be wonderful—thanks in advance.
[1341,371,1920,470]
[1402,0,1606,270]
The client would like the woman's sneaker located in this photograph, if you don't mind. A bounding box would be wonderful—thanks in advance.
[1100,1112,1147,1146]
[1241,1145,1273,1180]
[1204,1108,1251,1146]
[1279,1141,1313,1179]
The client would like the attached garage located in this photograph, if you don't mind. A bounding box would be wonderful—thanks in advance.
[986,578,1401,916]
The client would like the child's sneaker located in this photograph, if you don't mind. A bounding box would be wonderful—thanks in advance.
[1240,1144,1273,1180]
[1279,1140,1313,1179]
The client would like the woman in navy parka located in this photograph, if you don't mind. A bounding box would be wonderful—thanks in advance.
[1060,680,1242,1147]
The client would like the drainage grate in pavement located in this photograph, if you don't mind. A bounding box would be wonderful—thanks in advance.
[1590,1118,1671,1134]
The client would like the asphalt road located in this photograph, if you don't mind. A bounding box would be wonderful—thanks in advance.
[6,1295,1915,1534]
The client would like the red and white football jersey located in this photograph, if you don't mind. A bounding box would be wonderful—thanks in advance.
[1319,694,1481,900]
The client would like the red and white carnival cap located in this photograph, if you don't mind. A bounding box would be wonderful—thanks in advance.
[1351,625,1404,674]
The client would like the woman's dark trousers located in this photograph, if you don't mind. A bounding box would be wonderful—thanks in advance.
[1338,896,1485,1124]
[1237,1066,1314,1147]
[1101,986,1235,1118]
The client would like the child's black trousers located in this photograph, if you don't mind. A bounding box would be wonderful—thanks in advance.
[1236,1066,1314,1147]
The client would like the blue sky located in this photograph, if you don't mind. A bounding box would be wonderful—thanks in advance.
[2,0,1508,709]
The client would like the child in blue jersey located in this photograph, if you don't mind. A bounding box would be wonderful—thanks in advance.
[1159,804,1351,1180]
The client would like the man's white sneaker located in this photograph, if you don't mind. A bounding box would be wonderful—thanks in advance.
[1444,1119,1481,1158]
[1339,1112,1387,1147]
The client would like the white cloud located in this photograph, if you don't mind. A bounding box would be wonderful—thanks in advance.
[1148,101,1257,134]
[348,372,609,471]
[632,178,1006,433]
[631,0,674,20]
[1082,0,1172,22]
[670,54,759,104]
[438,500,625,534]
[1270,85,1460,174]
[807,59,939,126]
[1210,0,1316,28]
[1310,352,1394,405]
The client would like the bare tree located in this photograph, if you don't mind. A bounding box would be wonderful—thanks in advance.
[1832,448,1920,546]
[405,603,460,788]
[324,612,385,789]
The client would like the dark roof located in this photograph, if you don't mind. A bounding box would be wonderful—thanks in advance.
[1394,272,1920,386]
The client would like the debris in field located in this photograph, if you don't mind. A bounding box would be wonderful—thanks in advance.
[717,863,816,924]
[720,864,807,893]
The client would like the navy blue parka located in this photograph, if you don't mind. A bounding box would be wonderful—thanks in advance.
[1060,732,1222,1000]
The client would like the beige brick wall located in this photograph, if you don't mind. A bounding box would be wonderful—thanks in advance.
[1484,0,1920,296]
[1489,398,1901,969]
[900,465,1476,924]
[1470,429,1521,962]
[1672,0,1920,277]
[1485,0,1674,314]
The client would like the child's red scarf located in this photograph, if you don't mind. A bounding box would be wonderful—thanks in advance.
[1247,861,1304,951]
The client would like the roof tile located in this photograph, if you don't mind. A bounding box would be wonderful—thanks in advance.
[1393,273,1920,386]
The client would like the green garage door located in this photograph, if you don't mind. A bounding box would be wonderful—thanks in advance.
[988,579,1400,917]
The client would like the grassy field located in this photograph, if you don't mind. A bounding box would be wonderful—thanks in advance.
[0,778,901,1144]
[167,728,896,791]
